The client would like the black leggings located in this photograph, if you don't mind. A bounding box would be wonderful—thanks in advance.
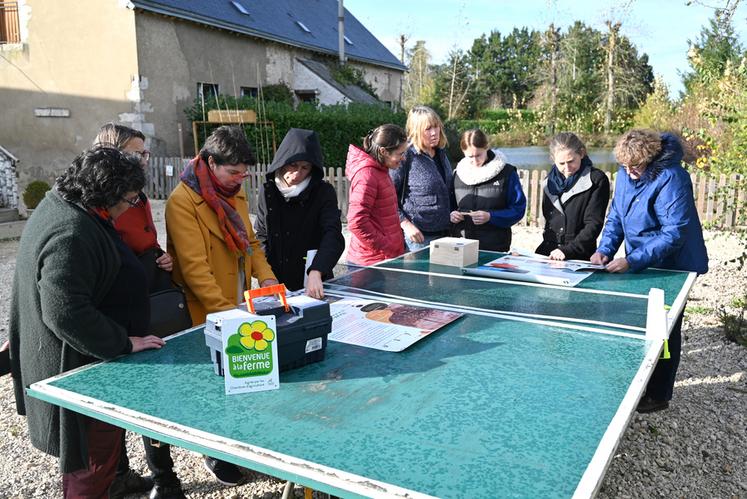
[645,309,684,401]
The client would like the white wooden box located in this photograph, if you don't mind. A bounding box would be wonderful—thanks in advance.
[429,237,479,267]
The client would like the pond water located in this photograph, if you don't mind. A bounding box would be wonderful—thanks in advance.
[499,146,618,173]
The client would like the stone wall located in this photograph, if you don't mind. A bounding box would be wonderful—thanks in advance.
[0,148,19,209]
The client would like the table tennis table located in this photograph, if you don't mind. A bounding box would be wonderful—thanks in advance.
[27,248,696,498]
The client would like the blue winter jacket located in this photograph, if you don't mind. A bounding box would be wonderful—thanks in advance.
[596,133,708,274]
[390,145,453,232]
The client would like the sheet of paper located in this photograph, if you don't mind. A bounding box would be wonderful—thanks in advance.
[303,249,318,288]
[324,295,463,352]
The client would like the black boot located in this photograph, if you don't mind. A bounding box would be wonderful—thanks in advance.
[110,469,154,499]
[203,456,242,486]
[149,481,186,499]
[144,437,185,497]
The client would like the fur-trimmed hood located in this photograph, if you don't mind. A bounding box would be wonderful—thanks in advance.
[455,149,508,185]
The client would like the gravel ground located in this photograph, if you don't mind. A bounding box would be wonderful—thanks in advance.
[0,200,745,498]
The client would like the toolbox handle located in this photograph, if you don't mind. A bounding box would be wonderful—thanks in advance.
[244,284,290,314]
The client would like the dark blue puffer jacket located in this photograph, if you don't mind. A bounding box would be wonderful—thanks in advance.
[597,133,708,274]
[390,145,453,232]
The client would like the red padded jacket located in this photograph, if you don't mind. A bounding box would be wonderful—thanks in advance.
[345,145,404,265]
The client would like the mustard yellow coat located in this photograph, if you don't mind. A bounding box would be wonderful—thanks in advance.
[165,182,276,325]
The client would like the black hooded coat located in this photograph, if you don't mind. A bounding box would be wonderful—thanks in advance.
[255,129,344,291]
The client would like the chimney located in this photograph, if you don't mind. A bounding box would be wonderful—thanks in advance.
[338,0,345,64]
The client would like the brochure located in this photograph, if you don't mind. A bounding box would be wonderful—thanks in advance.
[324,295,463,352]
[463,254,604,287]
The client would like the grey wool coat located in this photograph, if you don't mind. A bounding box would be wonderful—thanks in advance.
[9,189,132,473]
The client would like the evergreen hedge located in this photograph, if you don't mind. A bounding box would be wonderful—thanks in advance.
[185,95,405,168]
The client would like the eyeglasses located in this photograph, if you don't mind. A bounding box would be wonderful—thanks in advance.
[624,162,646,173]
[225,169,250,178]
[122,194,141,207]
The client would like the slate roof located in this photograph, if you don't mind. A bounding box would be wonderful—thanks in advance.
[131,0,406,71]
[0,145,18,162]
[296,58,380,105]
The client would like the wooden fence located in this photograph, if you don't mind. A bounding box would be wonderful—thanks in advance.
[145,157,745,229]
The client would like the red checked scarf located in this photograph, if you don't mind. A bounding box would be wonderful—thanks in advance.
[180,156,251,254]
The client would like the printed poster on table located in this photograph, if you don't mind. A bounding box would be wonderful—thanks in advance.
[462,254,605,287]
[324,295,463,352]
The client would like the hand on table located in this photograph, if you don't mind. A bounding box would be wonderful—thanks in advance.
[305,270,324,299]
[590,252,610,266]
[549,249,566,260]
[260,279,279,288]
[130,335,166,353]
[605,257,630,273]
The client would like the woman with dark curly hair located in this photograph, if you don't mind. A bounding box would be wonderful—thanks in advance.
[9,147,166,498]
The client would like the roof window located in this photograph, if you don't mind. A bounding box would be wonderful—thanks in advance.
[344,35,353,45]
[231,1,250,15]
[295,20,311,33]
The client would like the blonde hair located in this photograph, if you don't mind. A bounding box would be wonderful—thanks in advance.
[406,106,447,153]
[93,123,145,150]
[614,129,663,168]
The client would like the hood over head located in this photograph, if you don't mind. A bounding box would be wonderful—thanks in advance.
[268,128,324,180]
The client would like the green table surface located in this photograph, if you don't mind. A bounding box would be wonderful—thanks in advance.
[328,267,650,331]
[375,249,691,307]
[30,312,648,499]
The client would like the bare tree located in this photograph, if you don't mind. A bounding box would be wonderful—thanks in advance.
[603,21,621,133]
[398,34,409,64]
[444,49,472,120]
[403,40,434,109]
[544,24,560,134]
[686,0,742,24]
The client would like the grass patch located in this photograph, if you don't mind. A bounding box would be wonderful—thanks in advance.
[686,305,713,315]
[718,294,747,347]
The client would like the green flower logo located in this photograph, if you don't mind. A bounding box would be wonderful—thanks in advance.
[225,320,275,378]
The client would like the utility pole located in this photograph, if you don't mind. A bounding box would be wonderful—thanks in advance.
[338,0,345,64]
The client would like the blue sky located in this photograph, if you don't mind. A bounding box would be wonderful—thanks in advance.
[345,0,747,97]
